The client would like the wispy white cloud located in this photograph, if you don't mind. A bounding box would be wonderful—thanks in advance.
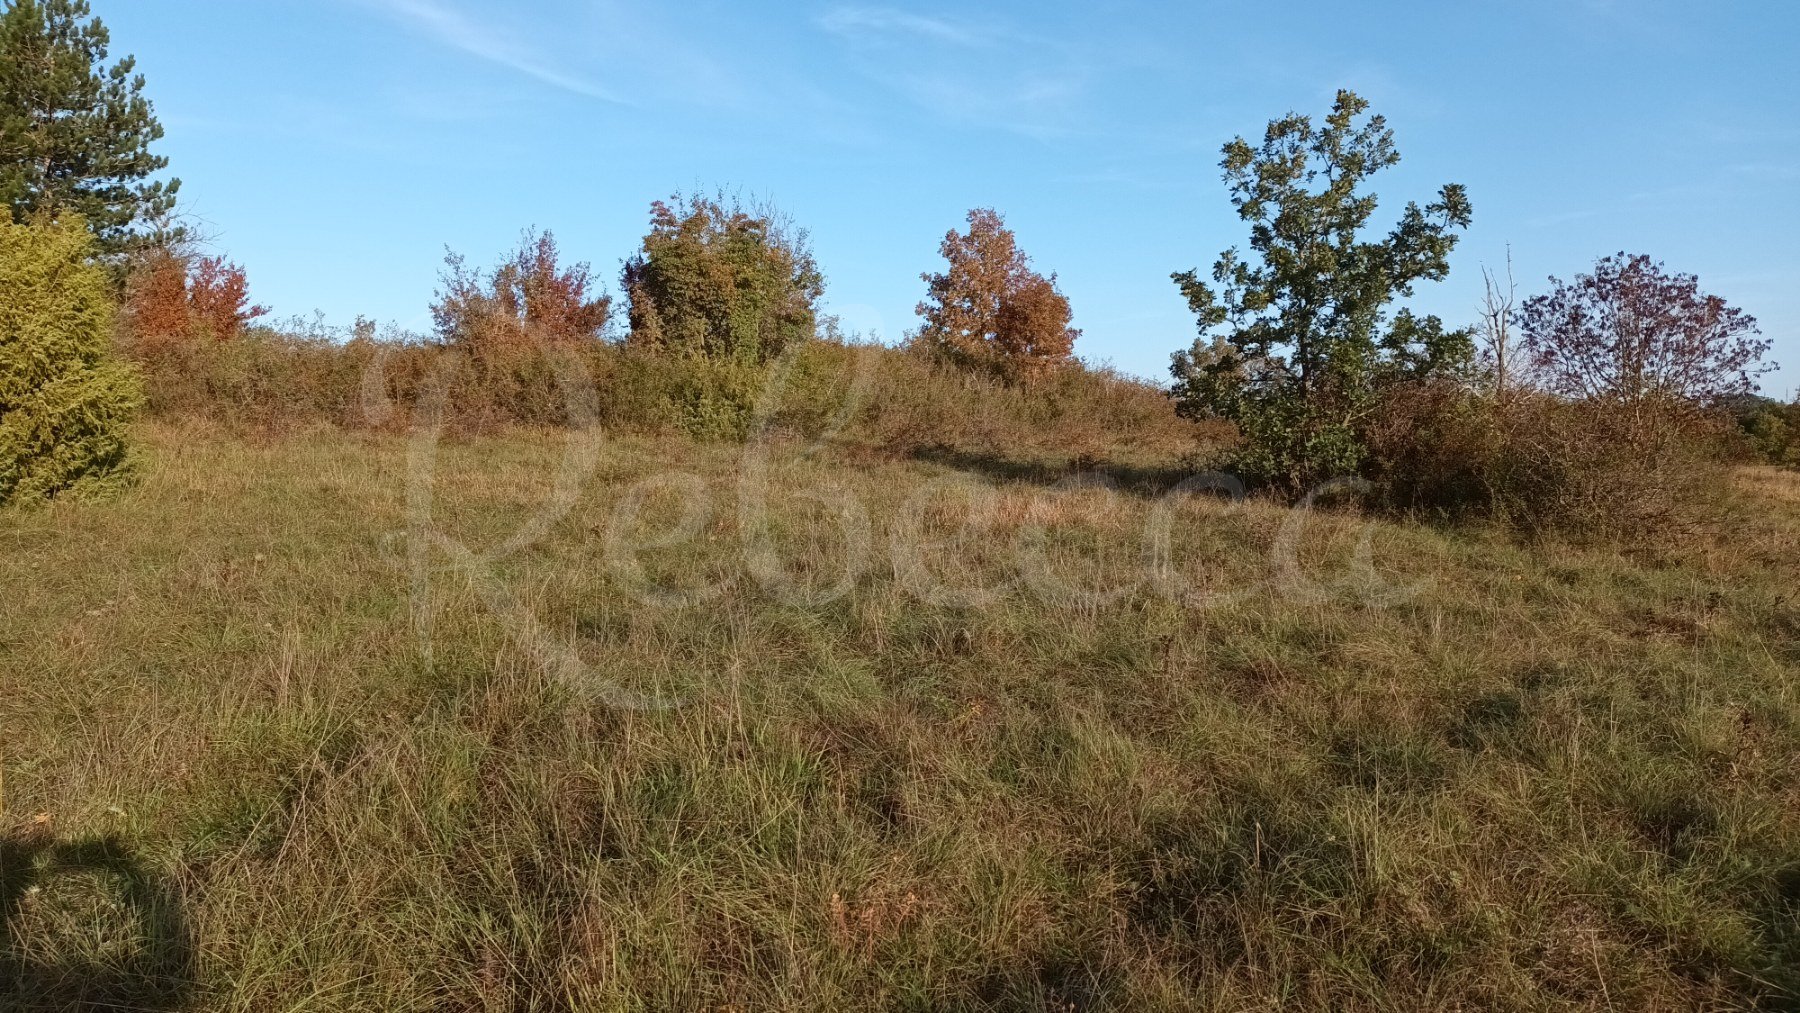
[815,6,1091,138]
[366,0,628,104]
[1729,161,1800,181]
[817,6,983,47]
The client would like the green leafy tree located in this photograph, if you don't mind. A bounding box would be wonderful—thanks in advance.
[0,214,143,505]
[622,192,823,364]
[1730,394,1800,467]
[1171,89,1472,487]
[0,0,179,257]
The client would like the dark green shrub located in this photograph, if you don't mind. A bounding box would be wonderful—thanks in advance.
[1731,396,1800,466]
[1170,90,1474,490]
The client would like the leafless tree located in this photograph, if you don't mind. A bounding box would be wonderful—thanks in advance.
[1478,248,1519,398]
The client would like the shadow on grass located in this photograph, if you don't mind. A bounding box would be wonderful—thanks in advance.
[911,446,1211,500]
[1,832,195,1011]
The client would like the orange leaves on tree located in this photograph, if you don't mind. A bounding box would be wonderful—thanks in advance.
[995,273,1077,382]
[432,229,611,350]
[188,255,268,342]
[126,249,268,349]
[916,208,1077,383]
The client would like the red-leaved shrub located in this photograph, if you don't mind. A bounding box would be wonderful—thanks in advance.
[123,249,268,350]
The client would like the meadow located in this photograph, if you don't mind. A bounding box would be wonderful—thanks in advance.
[2,418,1797,1011]
[4,4,1798,1008]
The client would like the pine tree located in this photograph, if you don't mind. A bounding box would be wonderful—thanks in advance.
[0,215,143,505]
[0,0,179,258]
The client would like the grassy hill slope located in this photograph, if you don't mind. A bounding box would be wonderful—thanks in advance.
[2,425,1798,1010]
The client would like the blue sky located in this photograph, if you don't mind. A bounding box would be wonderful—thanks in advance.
[106,1,1799,392]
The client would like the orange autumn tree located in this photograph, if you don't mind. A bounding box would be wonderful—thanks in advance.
[125,249,268,348]
[915,208,1078,383]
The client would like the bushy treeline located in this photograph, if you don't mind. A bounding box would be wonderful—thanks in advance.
[1732,395,1800,467]
[2,0,1787,541]
[127,323,1201,462]
[96,149,1795,539]
[119,188,1191,462]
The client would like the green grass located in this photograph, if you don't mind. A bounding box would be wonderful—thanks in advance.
[2,423,1798,1010]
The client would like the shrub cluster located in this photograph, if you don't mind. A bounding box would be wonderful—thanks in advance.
[121,248,268,350]
[1365,384,1735,536]
[1157,92,1780,543]
[1358,252,1777,534]
[118,191,1173,460]
[622,192,823,365]
[127,324,1199,462]
[431,229,611,350]
[1731,395,1800,466]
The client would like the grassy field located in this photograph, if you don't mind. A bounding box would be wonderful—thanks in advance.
[2,423,1799,1011]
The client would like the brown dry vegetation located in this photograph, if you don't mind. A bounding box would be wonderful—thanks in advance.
[122,251,268,351]
[124,328,1205,463]
[916,208,1078,384]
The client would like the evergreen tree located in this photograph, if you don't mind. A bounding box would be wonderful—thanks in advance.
[0,0,179,257]
[0,215,143,505]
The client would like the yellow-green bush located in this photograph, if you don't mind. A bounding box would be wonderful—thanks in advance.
[0,216,143,506]
[622,193,823,365]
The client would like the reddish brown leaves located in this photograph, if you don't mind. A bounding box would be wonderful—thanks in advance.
[187,256,267,342]
[125,250,267,348]
[433,229,611,349]
[1518,253,1773,406]
[995,273,1077,381]
[916,208,1078,383]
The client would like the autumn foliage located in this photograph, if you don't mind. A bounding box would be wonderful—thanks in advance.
[432,228,611,349]
[124,249,267,348]
[622,192,823,364]
[1518,252,1773,408]
[1363,254,1775,533]
[915,208,1078,383]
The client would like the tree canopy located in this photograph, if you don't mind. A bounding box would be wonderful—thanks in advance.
[623,193,823,364]
[1518,252,1773,406]
[0,0,179,257]
[916,208,1078,383]
[1170,89,1472,487]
